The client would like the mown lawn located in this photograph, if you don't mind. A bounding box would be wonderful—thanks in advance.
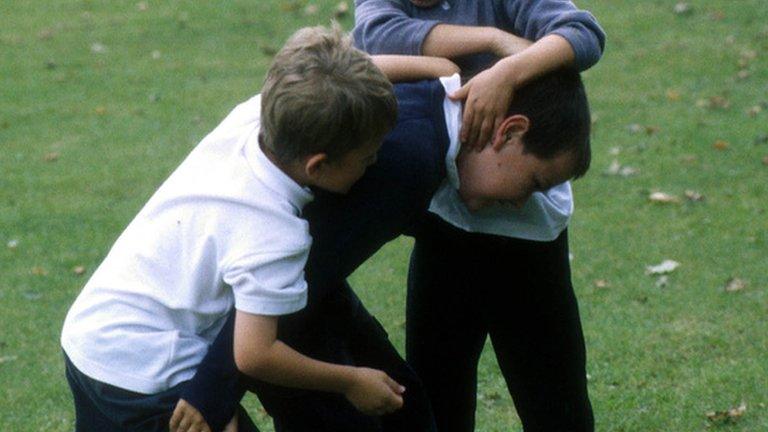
[1,0,766,430]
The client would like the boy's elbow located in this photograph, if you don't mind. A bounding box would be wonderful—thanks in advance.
[234,348,270,378]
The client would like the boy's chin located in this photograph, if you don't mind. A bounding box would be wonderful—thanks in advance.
[458,189,486,212]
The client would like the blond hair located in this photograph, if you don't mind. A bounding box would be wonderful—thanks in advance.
[260,25,397,163]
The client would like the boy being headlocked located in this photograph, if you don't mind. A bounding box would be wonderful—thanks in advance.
[181,60,594,431]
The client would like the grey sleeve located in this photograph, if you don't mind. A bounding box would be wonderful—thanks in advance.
[353,0,441,54]
[502,0,606,71]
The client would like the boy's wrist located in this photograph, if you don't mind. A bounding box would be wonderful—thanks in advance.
[336,365,361,395]
[494,56,526,89]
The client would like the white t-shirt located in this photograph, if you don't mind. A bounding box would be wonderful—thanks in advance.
[428,74,573,241]
[61,95,314,394]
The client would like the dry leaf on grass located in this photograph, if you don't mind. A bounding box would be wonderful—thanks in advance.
[593,279,610,289]
[684,190,704,201]
[697,96,731,110]
[713,140,729,150]
[605,160,638,177]
[90,42,107,54]
[724,278,746,292]
[746,105,762,117]
[44,152,60,162]
[649,192,680,204]
[646,260,680,275]
[706,402,746,423]
[335,2,350,17]
[666,89,681,101]
[762,155,768,166]
[0,355,18,364]
[73,266,87,275]
[31,266,48,276]
[736,70,751,80]
[673,2,692,15]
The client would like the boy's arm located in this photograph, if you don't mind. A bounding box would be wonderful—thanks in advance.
[441,1,605,148]
[353,0,437,55]
[234,310,405,415]
[371,55,459,82]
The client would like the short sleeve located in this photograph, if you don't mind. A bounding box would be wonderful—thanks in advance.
[223,249,308,316]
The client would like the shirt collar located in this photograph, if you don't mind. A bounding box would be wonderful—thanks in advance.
[439,73,463,189]
[244,129,314,213]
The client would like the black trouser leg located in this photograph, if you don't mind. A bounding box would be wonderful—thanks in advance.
[406,230,487,432]
[484,231,593,432]
[407,216,593,432]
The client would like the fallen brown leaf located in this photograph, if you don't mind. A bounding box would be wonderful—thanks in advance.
[684,190,703,201]
[335,1,350,17]
[762,155,768,166]
[90,42,107,54]
[38,28,54,40]
[137,1,148,11]
[713,140,729,150]
[746,105,762,117]
[594,279,610,289]
[604,160,638,177]
[666,89,681,101]
[73,266,86,275]
[649,192,680,204]
[31,266,48,276]
[44,152,60,162]
[673,2,692,15]
[709,10,725,21]
[95,106,107,115]
[646,260,680,275]
[706,402,746,423]
[724,278,746,292]
[697,95,731,110]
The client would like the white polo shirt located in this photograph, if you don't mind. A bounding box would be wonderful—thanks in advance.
[429,74,573,241]
[61,94,314,394]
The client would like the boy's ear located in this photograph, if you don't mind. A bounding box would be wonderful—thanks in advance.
[304,153,329,178]
[491,115,530,151]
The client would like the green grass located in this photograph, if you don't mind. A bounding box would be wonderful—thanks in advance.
[2,0,767,430]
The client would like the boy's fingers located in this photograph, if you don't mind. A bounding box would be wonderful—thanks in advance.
[390,393,404,410]
[461,106,475,144]
[448,84,469,101]
[169,408,182,431]
[477,117,494,150]
[384,376,405,394]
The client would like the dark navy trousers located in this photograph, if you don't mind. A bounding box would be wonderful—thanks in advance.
[181,79,450,432]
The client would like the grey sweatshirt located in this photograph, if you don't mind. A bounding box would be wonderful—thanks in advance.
[353,0,606,76]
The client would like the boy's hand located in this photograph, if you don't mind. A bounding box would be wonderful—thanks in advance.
[344,367,405,416]
[169,399,212,432]
[223,413,238,432]
[449,62,517,150]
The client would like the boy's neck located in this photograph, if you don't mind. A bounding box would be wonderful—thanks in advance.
[259,141,311,187]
